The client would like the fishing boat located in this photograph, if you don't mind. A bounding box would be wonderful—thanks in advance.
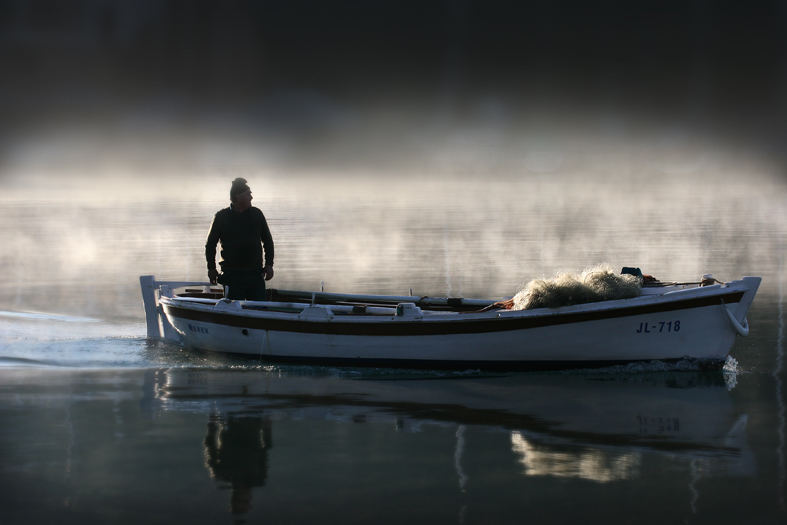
[140,274,760,370]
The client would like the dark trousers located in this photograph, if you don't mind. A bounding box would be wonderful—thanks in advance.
[219,269,267,301]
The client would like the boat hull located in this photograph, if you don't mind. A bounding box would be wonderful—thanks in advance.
[158,277,761,369]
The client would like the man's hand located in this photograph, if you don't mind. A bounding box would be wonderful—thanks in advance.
[208,268,219,284]
[264,266,274,281]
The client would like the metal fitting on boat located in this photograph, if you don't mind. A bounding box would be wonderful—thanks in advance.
[395,303,423,319]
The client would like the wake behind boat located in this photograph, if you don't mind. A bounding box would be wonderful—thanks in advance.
[140,271,761,370]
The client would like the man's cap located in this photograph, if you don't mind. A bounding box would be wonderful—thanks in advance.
[230,178,251,201]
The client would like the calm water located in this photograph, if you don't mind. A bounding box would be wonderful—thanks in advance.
[1,173,785,523]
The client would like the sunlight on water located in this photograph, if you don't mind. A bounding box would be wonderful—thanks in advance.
[0,310,100,323]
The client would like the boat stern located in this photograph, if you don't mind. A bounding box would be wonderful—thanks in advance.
[140,275,219,344]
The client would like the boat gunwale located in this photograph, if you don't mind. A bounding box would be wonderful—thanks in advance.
[160,284,748,336]
[161,281,747,320]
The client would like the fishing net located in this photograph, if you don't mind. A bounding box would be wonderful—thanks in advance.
[510,264,642,310]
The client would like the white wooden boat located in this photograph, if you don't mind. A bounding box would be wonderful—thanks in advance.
[140,274,760,370]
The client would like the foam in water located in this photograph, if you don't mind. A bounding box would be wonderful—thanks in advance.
[511,264,641,310]
[722,356,740,391]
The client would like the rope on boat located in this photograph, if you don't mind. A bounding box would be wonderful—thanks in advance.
[644,277,728,287]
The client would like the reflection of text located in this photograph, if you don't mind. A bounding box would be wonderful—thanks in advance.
[637,415,680,434]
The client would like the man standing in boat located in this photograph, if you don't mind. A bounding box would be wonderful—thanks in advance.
[205,178,274,300]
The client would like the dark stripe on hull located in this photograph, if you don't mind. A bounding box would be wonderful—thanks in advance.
[164,290,743,336]
[188,348,726,371]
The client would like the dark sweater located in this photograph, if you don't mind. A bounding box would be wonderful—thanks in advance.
[205,205,274,271]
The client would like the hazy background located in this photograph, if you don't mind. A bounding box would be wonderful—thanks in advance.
[2,0,786,172]
[1,0,785,319]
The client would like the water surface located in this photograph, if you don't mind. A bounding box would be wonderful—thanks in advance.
[0,173,785,523]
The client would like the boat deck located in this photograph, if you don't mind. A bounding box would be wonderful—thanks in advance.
[172,282,701,317]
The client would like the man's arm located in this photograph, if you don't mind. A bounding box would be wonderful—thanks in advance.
[205,213,222,283]
[260,212,274,280]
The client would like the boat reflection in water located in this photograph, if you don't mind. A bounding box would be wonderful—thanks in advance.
[510,432,643,482]
[510,410,748,485]
[150,365,752,515]
[503,370,752,484]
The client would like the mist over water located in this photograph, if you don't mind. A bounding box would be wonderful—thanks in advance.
[1,157,784,322]
[2,0,785,323]
[2,153,784,376]
[2,3,787,522]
